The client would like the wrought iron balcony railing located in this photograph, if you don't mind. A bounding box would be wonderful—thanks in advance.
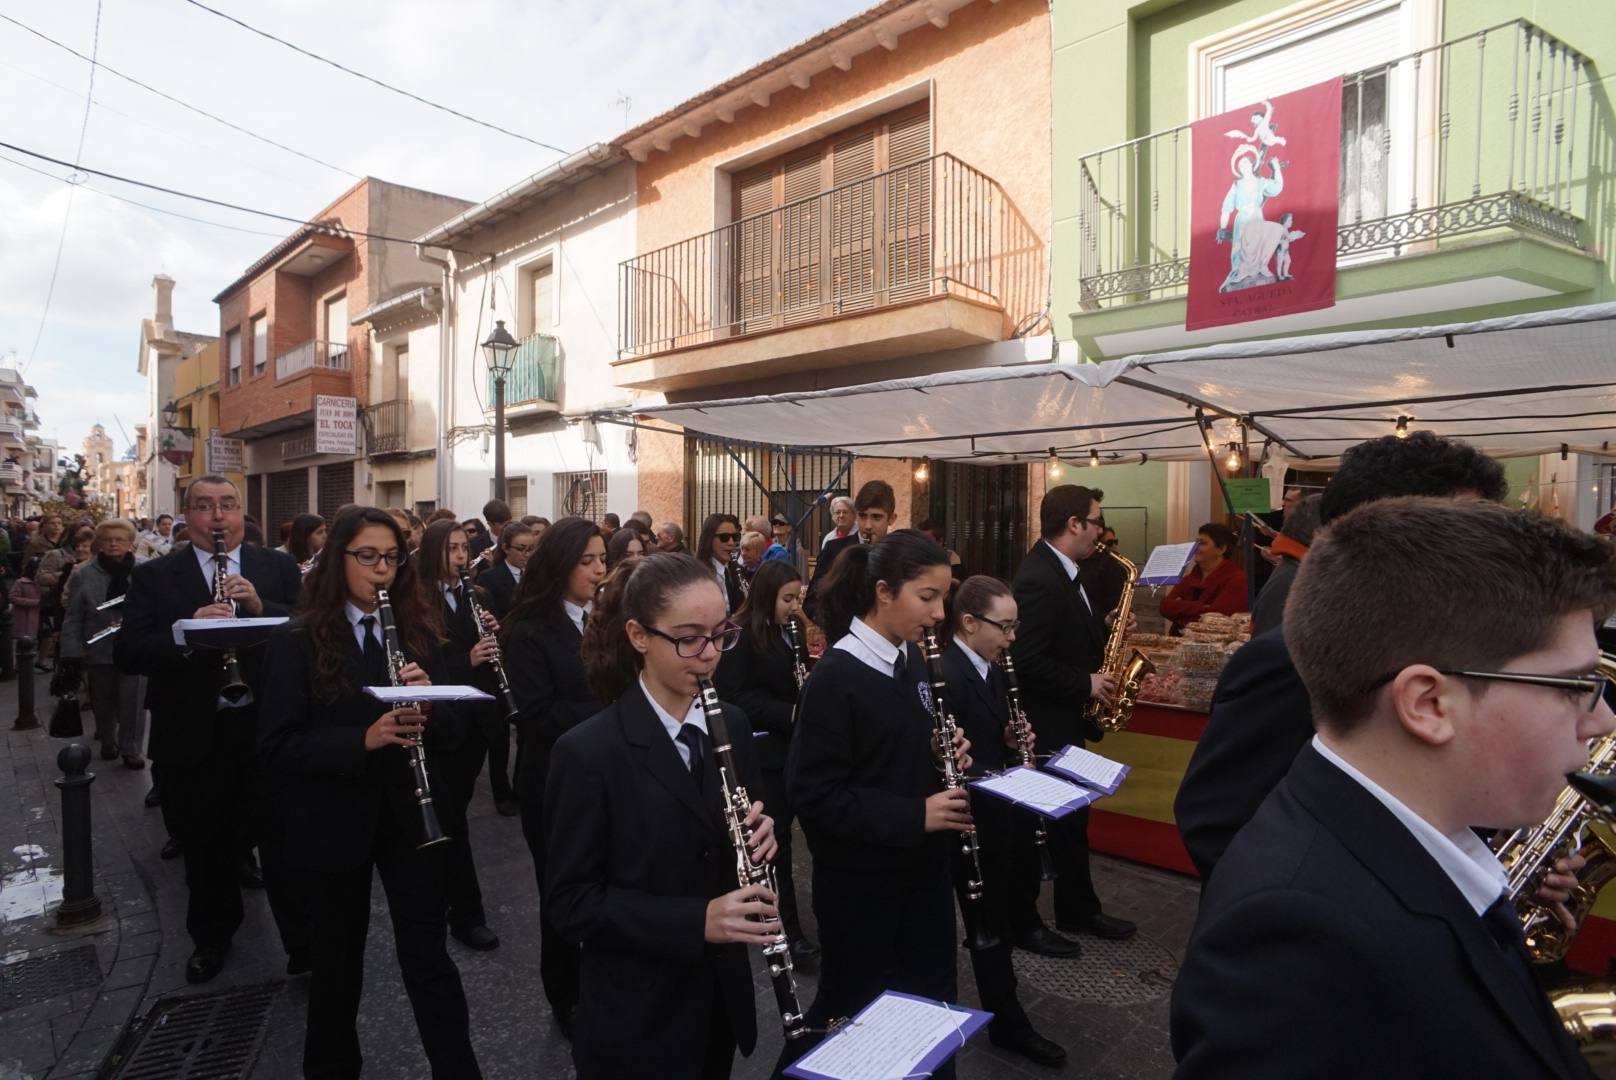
[364,399,410,456]
[620,152,1002,358]
[1077,19,1593,308]
[487,333,559,408]
[275,339,351,380]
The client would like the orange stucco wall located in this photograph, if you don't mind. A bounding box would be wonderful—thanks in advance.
[633,0,1051,338]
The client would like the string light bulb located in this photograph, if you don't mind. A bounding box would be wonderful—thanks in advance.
[1225,442,1243,472]
[1047,448,1062,478]
[1089,449,1101,468]
[1395,416,1410,439]
[913,458,929,483]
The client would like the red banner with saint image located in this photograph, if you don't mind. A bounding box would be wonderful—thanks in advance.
[1185,77,1342,331]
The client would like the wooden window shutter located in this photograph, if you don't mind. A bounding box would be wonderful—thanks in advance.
[829,130,877,313]
[885,111,933,300]
[734,169,774,329]
[779,154,823,324]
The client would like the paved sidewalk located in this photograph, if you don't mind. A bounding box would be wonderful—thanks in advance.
[0,662,1197,1079]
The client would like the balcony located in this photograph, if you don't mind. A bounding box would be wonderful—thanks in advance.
[0,418,23,450]
[277,339,350,380]
[1072,20,1600,354]
[487,334,559,413]
[0,463,22,492]
[616,153,1012,392]
[365,399,412,457]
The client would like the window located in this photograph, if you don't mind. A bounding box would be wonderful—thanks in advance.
[324,294,348,359]
[226,328,242,386]
[391,344,409,402]
[251,315,267,377]
[523,262,555,338]
[554,470,606,521]
[506,477,529,518]
[376,480,405,508]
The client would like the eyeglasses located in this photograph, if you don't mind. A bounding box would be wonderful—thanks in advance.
[345,548,408,568]
[974,614,1021,634]
[644,622,743,658]
[1080,516,1104,529]
[507,544,537,555]
[714,532,740,543]
[188,499,242,514]
[1368,667,1609,713]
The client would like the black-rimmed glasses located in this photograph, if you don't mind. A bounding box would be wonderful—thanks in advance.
[974,614,1021,635]
[345,548,408,568]
[644,623,743,657]
[1368,667,1608,713]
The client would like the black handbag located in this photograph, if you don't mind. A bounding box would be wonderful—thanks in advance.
[49,694,83,738]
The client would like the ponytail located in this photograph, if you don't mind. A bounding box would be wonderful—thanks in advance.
[581,551,723,703]
[817,529,950,644]
[944,574,1013,645]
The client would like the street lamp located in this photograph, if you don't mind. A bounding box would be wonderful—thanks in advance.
[162,399,195,436]
[481,320,519,501]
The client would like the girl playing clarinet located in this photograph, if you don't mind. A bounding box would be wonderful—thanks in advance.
[546,552,779,1080]
[781,529,972,1076]
[259,507,480,1080]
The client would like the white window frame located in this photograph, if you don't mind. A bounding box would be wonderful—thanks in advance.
[516,250,559,340]
[251,314,268,377]
[226,328,242,386]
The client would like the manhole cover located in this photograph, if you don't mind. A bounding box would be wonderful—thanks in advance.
[109,982,281,1080]
[1012,934,1179,1005]
[0,943,101,1010]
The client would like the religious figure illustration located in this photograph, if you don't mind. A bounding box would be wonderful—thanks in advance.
[1224,100,1288,150]
[1214,97,1304,292]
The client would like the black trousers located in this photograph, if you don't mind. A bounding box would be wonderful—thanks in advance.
[1010,794,1100,934]
[474,702,514,804]
[954,796,1033,1040]
[757,765,803,940]
[777,859,957,1079]
[517,734,580,1017]
[438,737,489,932]
[304,806,481,1080]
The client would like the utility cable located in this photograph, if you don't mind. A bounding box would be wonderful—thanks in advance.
[178,0,571,156]
[24,0,101,376]
[0,11,359,178]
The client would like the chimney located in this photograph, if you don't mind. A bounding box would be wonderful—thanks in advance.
[152,274,175,330]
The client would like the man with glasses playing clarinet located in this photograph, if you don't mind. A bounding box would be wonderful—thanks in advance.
[116,475,305,985]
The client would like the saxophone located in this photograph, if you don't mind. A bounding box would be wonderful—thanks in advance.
[1491,654,1616,963]
[1082,540,1156,734]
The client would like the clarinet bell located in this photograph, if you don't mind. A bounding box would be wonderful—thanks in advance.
[220,651,250,705]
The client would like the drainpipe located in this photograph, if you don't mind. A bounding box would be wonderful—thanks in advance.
[416,245,453,512]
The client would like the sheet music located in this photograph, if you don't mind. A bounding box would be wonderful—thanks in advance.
[1137,542,1198,586]
[1046,745,1130,795]
[785,992,990,1080]
[364,686,496,704]
[170,616,289,645]
[969,767,1096,818]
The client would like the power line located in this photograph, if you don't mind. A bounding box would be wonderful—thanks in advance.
[25,0,101,376]
[0,138,486,256]
[0,12,358,179]
[178,0,571,156]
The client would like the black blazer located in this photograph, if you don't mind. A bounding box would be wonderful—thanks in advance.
[1009,541,1106,748]
[421,587,490,756]
[802,534,860,623]
[939,641,1011,776]
[476,562,519,619]
[544,681,762,1078]
[505,611,601,774]
[1171,743,1592,1079]
[1174,627,1314,880]
[712,624,798,771]
[115,543,302,767]
[256,620,457,871]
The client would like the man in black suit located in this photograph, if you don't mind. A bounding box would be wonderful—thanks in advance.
[802,479,893,630]
[467,497,509,562]
[475,521,533,619]
[1175,432,1511,881]
[1009,484,1131,954]
[1172,497,1612,1078]
[115,475,305,983]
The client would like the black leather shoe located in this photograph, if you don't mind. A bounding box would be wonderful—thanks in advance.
[991,1027,1068,1067]
[100,744,118,760]
[1016,927,1081,958]
[144,786,162,808]
[451,924,500,951]
[159,837,182,860]
[495,799,520,818]
[1058,912,1137,941]
[286,949,313,976]
[185,944,228,984]
[239,862,265,890]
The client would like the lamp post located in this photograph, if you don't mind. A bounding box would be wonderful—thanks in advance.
[481,320,518,502]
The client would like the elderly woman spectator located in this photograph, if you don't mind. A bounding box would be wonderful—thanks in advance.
[35,522,91,668]
[1249,495,1323,636]
[59,518,146,765]
[1160,522,1249,634]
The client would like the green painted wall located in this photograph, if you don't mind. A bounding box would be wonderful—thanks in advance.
[1075,459,1172,558]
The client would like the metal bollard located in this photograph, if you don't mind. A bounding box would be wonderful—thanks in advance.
[54,743,103,926]
[13,636,37,730]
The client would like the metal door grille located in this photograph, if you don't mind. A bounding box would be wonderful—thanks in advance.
[265,468,308,540]
[928,462,1028,581]
[684,436,851,554]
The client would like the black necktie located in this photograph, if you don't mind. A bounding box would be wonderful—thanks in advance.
[677,723,706,791]
[359,616,388,686]
[1481,896,1551,1008]
[892,649,908,682]
[987,665,1005,700]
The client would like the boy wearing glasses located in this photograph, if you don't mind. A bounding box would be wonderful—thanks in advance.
[1171,497,1615,1079]
[115,475,305,984]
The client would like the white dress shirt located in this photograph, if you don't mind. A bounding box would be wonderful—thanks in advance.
[834,617,903,678]
[639,673,707,770]
[1042,539,1093,612]
[194,542,242,597]
[345,601,383,653]
[440,581,459,613]
[1312,735,1507,916]
[710,556,729,583]
[954,638,991,683]
[563,599,590,636]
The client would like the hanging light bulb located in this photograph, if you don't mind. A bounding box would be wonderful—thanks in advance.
[1089,449,1101,468]
[1047,448,1062,478]
[1395,416,1410,439]
[913,458,929,483]
[1225,442,1243,472]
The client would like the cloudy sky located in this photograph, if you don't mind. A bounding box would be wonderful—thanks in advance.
[0,0,870,457]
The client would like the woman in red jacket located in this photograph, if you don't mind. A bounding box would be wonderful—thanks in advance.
[1160,522,1248,634]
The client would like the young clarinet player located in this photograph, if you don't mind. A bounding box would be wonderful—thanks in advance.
[782,529,973,1077]
[545,552,780,1080]
[415,519,503,950]
[943,575,1067,1067]
[713,558,820,968]
[258,507,481,1080]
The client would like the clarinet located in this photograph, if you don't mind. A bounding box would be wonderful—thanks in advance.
[783,617,809,692]
[919,628,999,951]
[457,568,519,721]
[211,529,250,705]
[999,653,1057,881]
[696,677,808,1040]
[375,587,449,850]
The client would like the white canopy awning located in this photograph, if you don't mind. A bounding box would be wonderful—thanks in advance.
[633,304,1616,464]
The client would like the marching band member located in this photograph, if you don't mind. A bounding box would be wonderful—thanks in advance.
[713,558,819,967]
[501,516,607,1038]
[258,507,481,1080]
[941,575,1067,1067]
[782,529,971,1076]
[547,552,778,1079]
[695,513,747,614]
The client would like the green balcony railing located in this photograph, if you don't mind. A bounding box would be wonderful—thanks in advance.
[488,333,558,407]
